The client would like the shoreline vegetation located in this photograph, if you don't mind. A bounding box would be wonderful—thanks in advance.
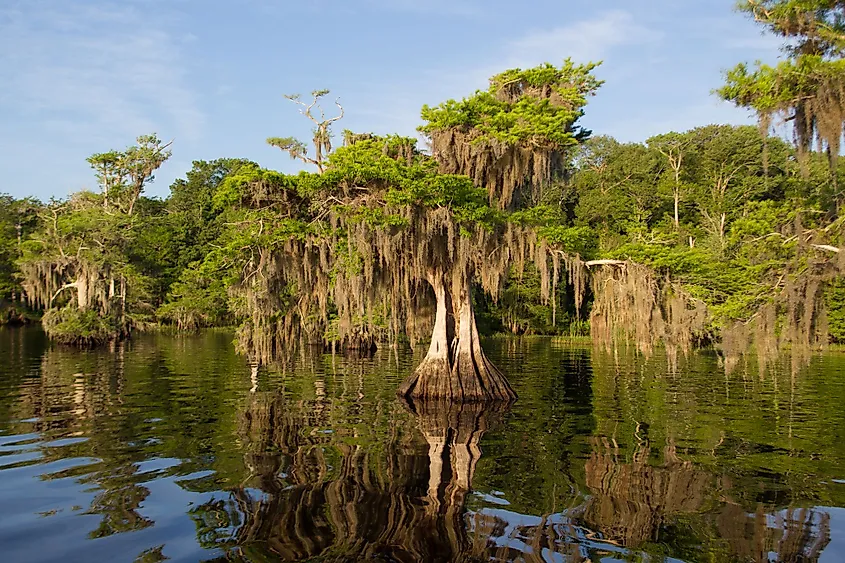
[4,1,845,395]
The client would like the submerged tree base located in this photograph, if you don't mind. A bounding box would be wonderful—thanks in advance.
[399,357,517,402]
[398,277,517,402]
[399,354,517,402]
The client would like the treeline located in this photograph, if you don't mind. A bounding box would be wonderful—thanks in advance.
[0,147,247,340]
[2,122,843,343]
[7,0,845,363]
[486,125,845,340]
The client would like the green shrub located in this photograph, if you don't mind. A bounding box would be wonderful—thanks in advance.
[42,307,126,346]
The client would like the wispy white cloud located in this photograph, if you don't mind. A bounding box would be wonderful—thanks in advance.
[0,1,204,144]
[506,10,659,67]
[453,10,658,96]
[607,99,757,143]
[445,9,661,95]
[354,9,659,138]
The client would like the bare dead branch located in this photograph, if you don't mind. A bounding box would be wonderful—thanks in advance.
[325,98,344,124]
[585,259,626,268]
[50,282,78,306]
[812,244,841,253]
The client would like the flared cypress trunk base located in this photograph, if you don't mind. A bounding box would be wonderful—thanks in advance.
[397,356,452,398]
[449,346,517,402]
[398,276,517,403]
[400,346,516,402]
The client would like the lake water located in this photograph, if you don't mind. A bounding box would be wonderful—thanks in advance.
[1,327,844,562]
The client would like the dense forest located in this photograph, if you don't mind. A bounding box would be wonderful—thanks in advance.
[3,1,845,393]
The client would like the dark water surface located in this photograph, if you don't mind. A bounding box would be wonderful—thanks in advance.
[1,328,844,562]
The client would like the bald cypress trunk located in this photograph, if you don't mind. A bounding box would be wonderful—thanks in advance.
[76,273,89,311]
[399,275,516,402]
[397,273,453,398]
[450,281,516,401]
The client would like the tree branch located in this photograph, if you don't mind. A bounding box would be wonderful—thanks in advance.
[585,259,626,268]
[50,282,78,306]
[812,244,841,253]
[325,98,344,124]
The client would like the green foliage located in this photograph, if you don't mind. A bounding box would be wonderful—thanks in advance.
[563,123,842,333]
[214,163,300,209]
[86,134,172,215]
[420,60,602,147]
[266,137,308,161]
[476,265,584,336]
[134,158,254,305]
[719,1,845,182]
[538,226,597,257]
[157,263,232,330]
[719,56,845,112]
[0,195,40,301]
[510,205,598,257]
[306,138,424,191]
[300,137,503,230]
[732,1,845,54]
[573,136,669,235]
[9,24,843,352]
[16,134,174,344]
[42,307,124,346]
[610,242,755,324]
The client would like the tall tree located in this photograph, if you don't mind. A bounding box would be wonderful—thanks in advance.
[648,132,693,229]
[573,137,667,236]
[717,3,845,361]
[685,125,768,253]
[421,60,601,210]
[0,195,41,323]
[207,61,601,401]
[154,159,254,330]
[402,60,602,400]
[85,134,172,215]
[85,151,122,211]
[122,134,173,216]
[719,1,845,198]
[267,89,344,173]
[18,135,171,344]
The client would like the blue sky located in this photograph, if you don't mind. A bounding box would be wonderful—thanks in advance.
[0,0,781,201]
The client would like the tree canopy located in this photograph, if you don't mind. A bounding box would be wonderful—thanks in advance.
[421,59,602,209]
[6,4,845,382]
[719,0,845,186]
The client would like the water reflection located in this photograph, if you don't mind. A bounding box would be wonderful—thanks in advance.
[0,330,843,562]
[583,437,713,546]
[579,436,831,561]
[196,388,510,561]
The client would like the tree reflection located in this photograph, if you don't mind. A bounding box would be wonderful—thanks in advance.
[578,434,831,562]
[715,504,830,563]
[190,377,838,563]
[8,343,156,539]
[195,390,509,562]
[582,436,713,546]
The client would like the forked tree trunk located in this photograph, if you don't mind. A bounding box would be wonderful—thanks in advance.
[398,274,517,402]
